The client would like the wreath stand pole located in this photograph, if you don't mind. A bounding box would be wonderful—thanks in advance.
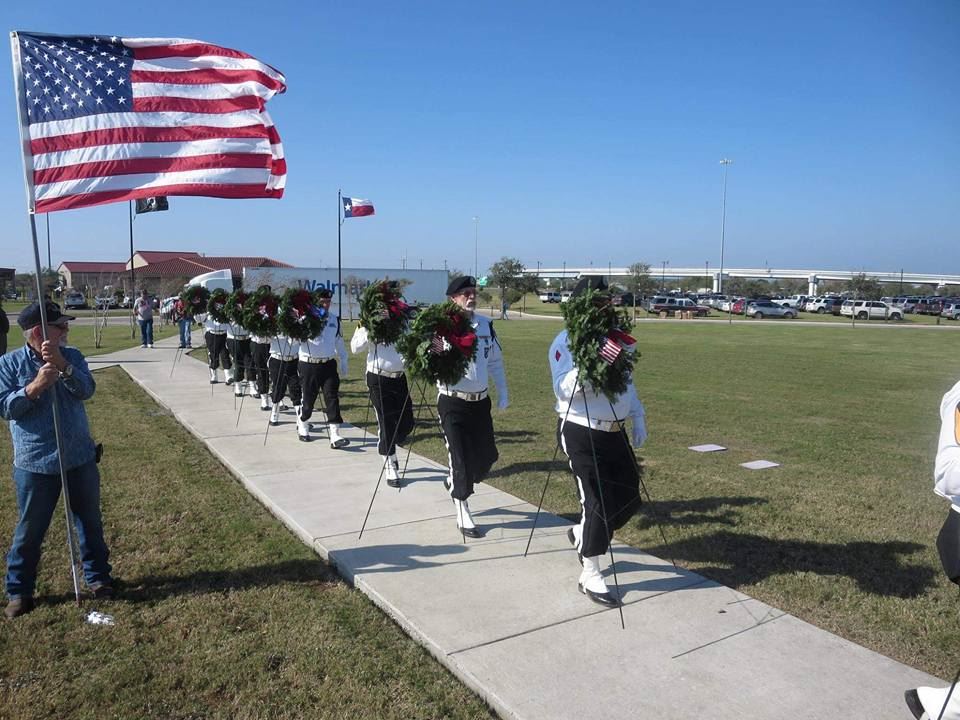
[581,388,627,629]
[399,379,435,480]
[606,399,677,569]
[169,345,183,379]
[523,384,577,558]
[263,342,291,447]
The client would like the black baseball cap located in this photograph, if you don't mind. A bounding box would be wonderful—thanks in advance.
[17,301,75,330]
[446,275,477,296]
[315,288,333,299]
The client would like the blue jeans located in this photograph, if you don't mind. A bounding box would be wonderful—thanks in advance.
[6,461,112,598]
[178,319,192,347]
[139,318,154,346]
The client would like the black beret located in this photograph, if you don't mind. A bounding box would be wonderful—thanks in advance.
[316,288,333,299]
[446,275,477,296]
[18,301,75,330]
[570,276,609,298]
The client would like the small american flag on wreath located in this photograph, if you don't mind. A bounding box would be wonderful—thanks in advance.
[11,32,286,214]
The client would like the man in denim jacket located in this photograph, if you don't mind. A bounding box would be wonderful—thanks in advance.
[0,302,113,619]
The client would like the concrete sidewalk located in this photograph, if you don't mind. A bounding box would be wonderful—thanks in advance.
[95,334,939,720]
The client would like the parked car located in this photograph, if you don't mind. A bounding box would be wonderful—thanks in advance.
[538,291,561,303]
[806,297,843,315]
[746,300,796,319]
[63,291,87,310]
[891,297,917,313]
[646,296,710,316]
[774,295,809,309]
[839,300,903,320]
[94,296,117,309]
[941,303,960,321]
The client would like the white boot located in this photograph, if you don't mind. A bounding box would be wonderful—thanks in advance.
[296,415,310,442]
[209,368,218,384]
[249,382,259,398]
[260,394,270,411]
[329,424,350,449]
[385,454,401,487]
[453,498,480,538]
[269,402,280,425]
[913,685,960,720]
[225,369,234,386]
[579,556,618,607]
[234,380,244,397]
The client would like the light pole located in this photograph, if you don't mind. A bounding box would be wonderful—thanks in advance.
[661,260,668,292]
[706,260,710,292]
[472,216,479,279]
[718,158,733,294]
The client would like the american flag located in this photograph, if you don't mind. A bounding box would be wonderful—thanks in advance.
[598,336,622,365]
[12,32,286,213]
[429,334,447,355]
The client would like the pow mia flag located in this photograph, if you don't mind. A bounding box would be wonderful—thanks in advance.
[135,197,169,214]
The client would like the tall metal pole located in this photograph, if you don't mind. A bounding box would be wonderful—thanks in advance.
[338,189,343,317]
[472,216,479,279]
[46,213,51,271]
[128,201,136,338]
[661,260,667,291]
[719,158,733,294]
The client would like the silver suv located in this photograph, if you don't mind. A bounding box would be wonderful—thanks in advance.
[747,300,796,319]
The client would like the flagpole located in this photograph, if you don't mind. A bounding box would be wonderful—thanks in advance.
[10,31,83,606]
[129,201,136,338]
[337,189,343,319]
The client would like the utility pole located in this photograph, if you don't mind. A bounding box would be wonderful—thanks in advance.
[719,158,733,294]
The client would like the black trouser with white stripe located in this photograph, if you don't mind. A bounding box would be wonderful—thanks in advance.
[559,419,641,559]
[367,372,415,456]
[251,341,271,396]
[204,332,232,371]
[268,357,301,405]
[230,338,254,382]
[437,394,498,501]
[299,360,343,423]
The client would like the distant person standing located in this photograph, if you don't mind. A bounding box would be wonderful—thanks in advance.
[172,298,192,350]
[0,298,9,356]
[905,379,960,720]
[132,289,154,348]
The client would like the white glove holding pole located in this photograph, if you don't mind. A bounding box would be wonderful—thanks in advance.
[497,392,509,411]
[630,399,647,448]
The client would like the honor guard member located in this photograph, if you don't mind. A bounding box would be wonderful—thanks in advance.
[267,333,301,427]
[350,318,415,488]
[203,310,232,384]
[439,275,509,538]
[226,313,253,398]
[297,289,349,446]
[549,276,646,607]
[905,379,960,720]
[249,286,273,412]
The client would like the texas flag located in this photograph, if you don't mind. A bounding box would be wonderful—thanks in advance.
[343,197,375,218]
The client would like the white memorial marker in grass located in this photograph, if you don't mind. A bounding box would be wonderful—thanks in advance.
[689,444,727,452]
[740,460,780,470]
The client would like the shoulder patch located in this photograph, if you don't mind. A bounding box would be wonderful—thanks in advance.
[955,403,960,445]
[555,349,562,362]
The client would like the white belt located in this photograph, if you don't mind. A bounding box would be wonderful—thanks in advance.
[207,330,226,335]
[566,415,621,432]
[227,335,250,340]
[440,388,488,402]
[371,369,404,379]
[270,354,297,362]
[300,356,334,364]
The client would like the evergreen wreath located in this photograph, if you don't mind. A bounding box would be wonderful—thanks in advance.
[179,285,210,319]
[277,288,328,342]
[226,289,251,326]
[398,301,477,385]
[560,288,637,400]
[207,288,231,323]
[358,281,414,346]
[242,287,280,337]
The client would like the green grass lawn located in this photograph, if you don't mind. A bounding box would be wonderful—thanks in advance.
[0,368,494,719]
[338,319,960,678]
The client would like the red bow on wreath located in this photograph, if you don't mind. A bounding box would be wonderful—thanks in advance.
[387,299,410,319]
[448,331,476,357]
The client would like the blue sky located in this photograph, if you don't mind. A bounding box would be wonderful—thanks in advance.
[1,1,957,276]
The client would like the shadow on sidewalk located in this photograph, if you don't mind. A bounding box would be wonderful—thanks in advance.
[331,543,470,575]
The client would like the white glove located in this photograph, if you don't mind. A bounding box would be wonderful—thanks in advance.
[339,360,348,376]
[497,393,509,411]
[631,416,647,448]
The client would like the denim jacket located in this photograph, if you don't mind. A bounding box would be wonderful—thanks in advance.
[0,344,97,473]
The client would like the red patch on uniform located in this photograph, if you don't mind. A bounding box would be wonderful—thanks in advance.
[555,350,562,361]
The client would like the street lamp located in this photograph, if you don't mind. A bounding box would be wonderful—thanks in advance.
[472,216,479,279]
[718,158,733,294]
[661,260,669,292]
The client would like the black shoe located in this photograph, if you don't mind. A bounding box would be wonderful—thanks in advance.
[904,689,925,720]
[566,527,583,566]
[443,477,452,492]
[579,583,620,608]
[4,596,35,619]
[298,434,310,443]
[90,582,114,600]
[386,476,402,489]
[225,378,234,386]
[459,526,483,539]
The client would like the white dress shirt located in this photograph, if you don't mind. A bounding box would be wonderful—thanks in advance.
[350,326,405,374]
[298,316,348,371]
[439,314,508,405]
[936,379,960,510]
